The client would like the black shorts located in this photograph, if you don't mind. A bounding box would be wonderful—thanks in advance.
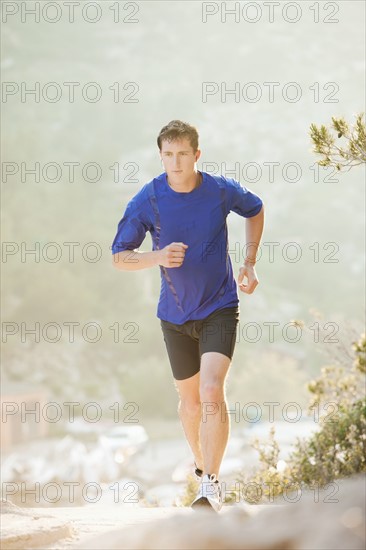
[160,306,240,380]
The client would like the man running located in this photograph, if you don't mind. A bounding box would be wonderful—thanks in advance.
[111,120,264,512]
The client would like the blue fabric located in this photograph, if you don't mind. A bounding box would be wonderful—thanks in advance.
[111,171,263,324]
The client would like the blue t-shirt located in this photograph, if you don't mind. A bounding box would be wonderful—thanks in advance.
[111,171,263,324]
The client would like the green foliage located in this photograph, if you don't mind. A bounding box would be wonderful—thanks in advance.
[233,332,366,502]
[291,332,366,486]
[234,426,294,503]
[310,112,366,170]
[291,398,366,486]
[307,333,366,411]
[353,333,366,374]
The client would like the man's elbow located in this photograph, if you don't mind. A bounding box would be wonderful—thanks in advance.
[112,250,135,271]
[112,252,126,270]
[112,254,120,270]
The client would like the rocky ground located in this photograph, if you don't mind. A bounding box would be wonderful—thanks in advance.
[1,474,365,550]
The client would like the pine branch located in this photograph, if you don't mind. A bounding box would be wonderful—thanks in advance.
[310,113,366,171]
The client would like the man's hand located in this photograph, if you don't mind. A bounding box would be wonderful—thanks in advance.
[158,242,188,268]
[238,263,259,294]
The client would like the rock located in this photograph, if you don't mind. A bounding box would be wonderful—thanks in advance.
[0,500,74,550]
[76,474,365,550]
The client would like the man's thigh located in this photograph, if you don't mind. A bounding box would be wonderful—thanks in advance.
[160,320,201,380]
[160,306,239,381]
[200,351,232,387]
[199,306,240,361]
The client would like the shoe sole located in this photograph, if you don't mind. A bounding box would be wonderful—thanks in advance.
[191,497,218,511]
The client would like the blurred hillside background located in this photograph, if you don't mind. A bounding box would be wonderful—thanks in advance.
[1,1,365,502]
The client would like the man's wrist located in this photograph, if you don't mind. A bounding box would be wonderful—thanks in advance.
[243,256,257,266]
[155,249,163,266]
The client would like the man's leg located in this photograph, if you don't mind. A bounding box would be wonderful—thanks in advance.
[199,351,232,477]
[161,313,237,477]
[160,319,203,468]
[174,371,204,471]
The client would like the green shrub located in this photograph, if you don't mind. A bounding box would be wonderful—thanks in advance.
[231,332,366,503]
[291,397,366,486]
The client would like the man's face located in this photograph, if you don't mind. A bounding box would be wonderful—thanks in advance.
[160,138,201,179]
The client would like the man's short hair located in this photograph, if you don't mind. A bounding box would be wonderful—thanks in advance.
[157,120,199,152]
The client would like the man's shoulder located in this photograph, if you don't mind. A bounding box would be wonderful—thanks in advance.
[203,172,238,189]
[138,172,166,198]
[136,172,238,199]
[129,173,163,200]
[145,173,165,192]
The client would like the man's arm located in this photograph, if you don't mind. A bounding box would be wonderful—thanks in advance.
[237,205,265,294]
[112,249,161,271]
[112,242,188,271]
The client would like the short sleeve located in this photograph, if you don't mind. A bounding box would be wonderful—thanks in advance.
[111,192,151,255]
[226,178,263,218]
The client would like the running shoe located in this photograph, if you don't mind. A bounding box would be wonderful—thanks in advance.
[191,473,222,512]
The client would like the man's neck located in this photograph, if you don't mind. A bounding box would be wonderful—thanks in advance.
[167,171,201,193]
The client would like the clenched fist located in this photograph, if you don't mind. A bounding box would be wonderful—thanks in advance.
[237,263,259,294]
[158,242,188,268]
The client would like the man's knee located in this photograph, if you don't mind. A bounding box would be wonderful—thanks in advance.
[200,381,225,404]
[178,398,201,416]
